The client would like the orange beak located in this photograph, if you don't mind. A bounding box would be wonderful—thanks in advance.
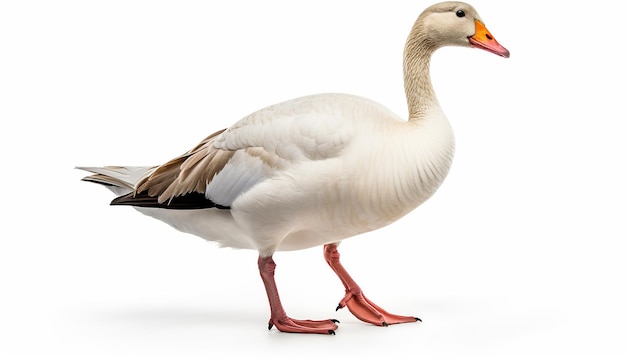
[469,20,510,58]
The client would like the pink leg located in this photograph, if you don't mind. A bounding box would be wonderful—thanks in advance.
[323,244,421,326]
[258,255,339,334]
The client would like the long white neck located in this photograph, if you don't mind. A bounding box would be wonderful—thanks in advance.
[403,19,440,122]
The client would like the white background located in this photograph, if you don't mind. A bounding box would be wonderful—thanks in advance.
[1,1,625,357]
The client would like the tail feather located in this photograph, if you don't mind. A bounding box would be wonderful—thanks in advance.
[77,166,155,195]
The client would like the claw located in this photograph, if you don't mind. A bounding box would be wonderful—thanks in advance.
[330,319,340,324]
[382,322,388,327]
[415,317,422,322]
[328,330,336,335]
[336,304,342,311]
[268,322,274,330]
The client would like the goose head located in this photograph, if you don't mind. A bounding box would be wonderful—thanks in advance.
[418,1,509,57]
[403,2,509,119]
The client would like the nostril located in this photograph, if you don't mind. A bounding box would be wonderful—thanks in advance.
[486,34,493,40]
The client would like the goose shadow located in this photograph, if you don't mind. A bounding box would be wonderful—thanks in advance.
[90,304,266,329]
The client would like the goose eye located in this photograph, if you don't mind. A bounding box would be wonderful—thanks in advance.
[456,10,465,18]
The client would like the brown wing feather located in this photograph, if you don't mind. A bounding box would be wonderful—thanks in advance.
[135,128,235,204]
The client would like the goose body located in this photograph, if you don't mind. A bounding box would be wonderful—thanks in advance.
[85,94,454,254]
[79,2,508,334]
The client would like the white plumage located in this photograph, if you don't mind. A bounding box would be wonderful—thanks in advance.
[79,2,508,334]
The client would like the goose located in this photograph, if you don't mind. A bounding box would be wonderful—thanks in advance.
[78,1,509,335]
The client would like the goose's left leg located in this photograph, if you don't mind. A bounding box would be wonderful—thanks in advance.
[323,243,421,326]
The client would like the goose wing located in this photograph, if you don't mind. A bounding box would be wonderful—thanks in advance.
[111,94,355,210]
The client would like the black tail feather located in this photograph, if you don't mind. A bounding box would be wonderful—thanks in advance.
[111,191,230,210]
